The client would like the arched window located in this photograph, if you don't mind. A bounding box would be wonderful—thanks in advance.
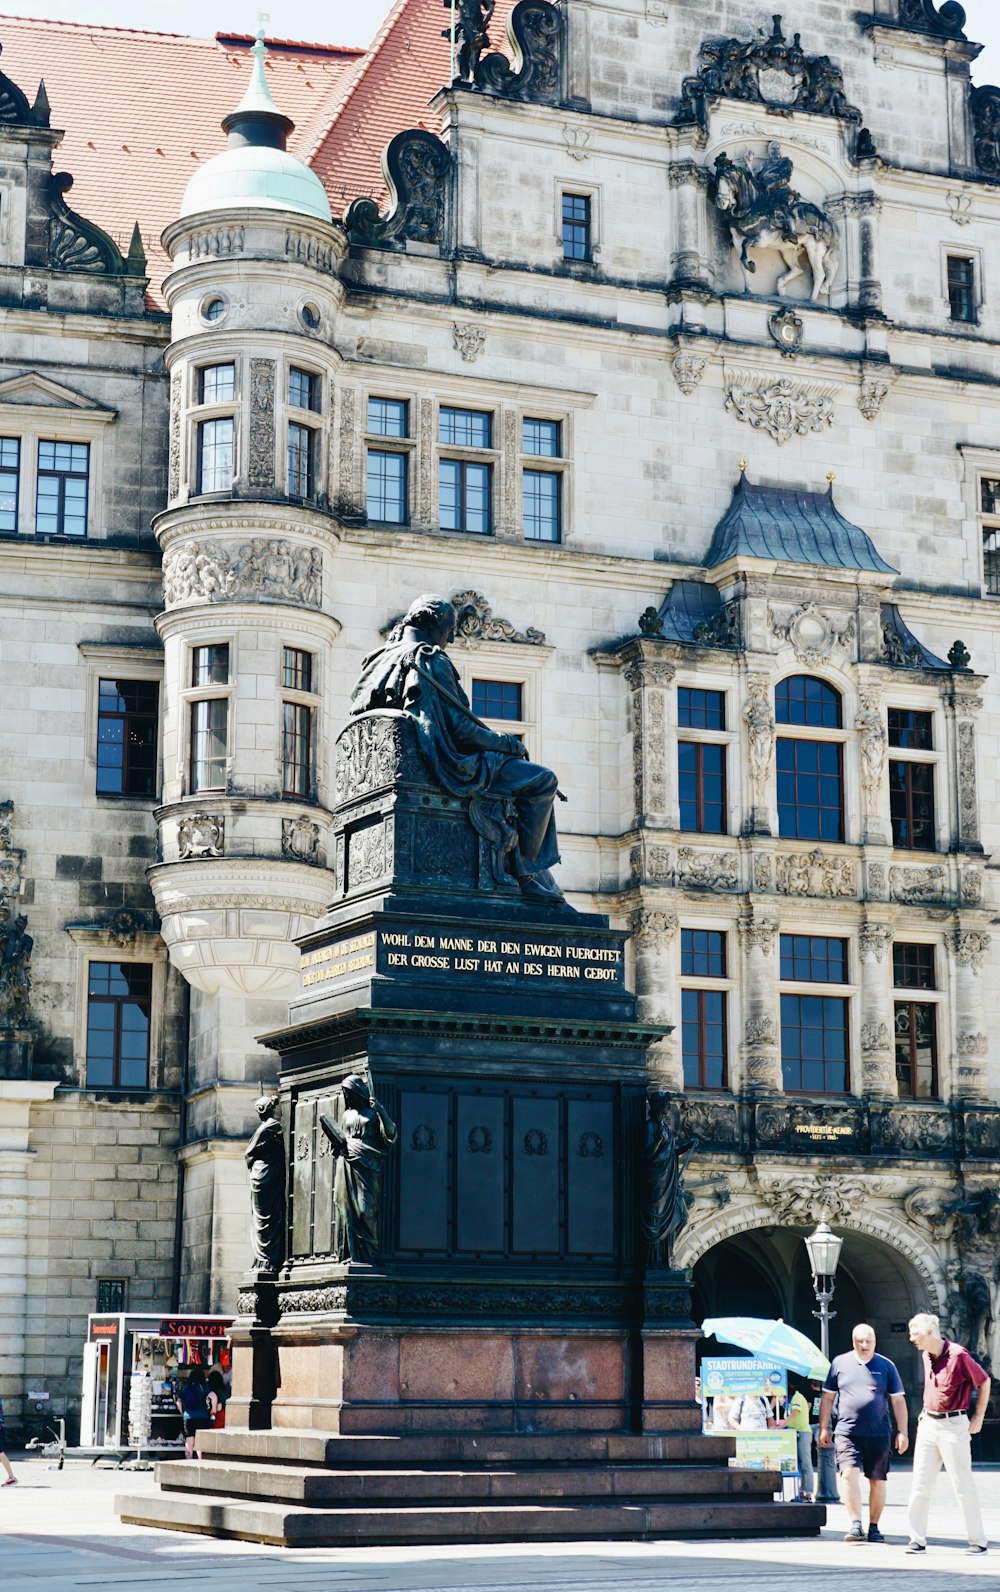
[774,675,844,842]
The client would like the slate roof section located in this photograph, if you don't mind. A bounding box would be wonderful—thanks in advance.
[881,605,951,670]
[647,580,736,646]
[0,17,365,302]
[706,474,898,575]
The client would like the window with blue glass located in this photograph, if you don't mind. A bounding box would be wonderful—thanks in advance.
[288,367,320,412]
[523,470,560,542]
[0,438,19,532]
[776,679,844,842]
[439,407,491,449]
[780,934,848,984]
[681,930,728,1090]
[523,419,560,458]
[681,928,726,978]
[472,679,522,721]
[779,933,849,1094]
[439,407,493,534]
[775,675,842,728]
[678,741,727,833]
[562,193,591,261]
[366,397,409,524]
[678,688,725,730]
[96,680,159,797]
[86,961,153,1089]
[888,708,935,851]
[37,440,89,535]
[287,421,315,498]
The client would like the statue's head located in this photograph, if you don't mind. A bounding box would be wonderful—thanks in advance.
[255,1095,279,1121]
[402,594,456,647]
[342,1073,371,1105]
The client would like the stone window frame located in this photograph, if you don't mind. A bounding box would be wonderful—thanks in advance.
[180,633,234,796]
[886,700,942,855]
[671,673,739,836]
[363,387,415,527]
[520,412,571,545]
[940,243,984,326]
[777,922,857,1097]
[282,356,324,504]
[679,920,733,1093]
[959,445,1000,598]
[187,353,240,499]
[773,670,849,846]
[554,178,602,267]
[437,402,499,536]
[66,928,168,1094]
[278,642,321,801]
[454,647,543,763]
[890,932,945,1103]
[0,397,113,539]
[78,642,164,807]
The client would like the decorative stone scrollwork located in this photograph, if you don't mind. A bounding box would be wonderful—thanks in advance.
[957,1031,988,1055]
[344,129,451,249]
[881,620,924,668]
[693,602,741,648]
[890,865,946,904]
[676,16,862,128]
[348,823,388,888]
[743,674,774,798]
[956,721,979,845]
[475,0,562,103]
[752,854,772,892]
[168,370,181,502]
[757,1173,882,1227]
[745,1015,776,1046]
[947,192,973,226]
[281,817,321,864]
[776,849,855,897]
[452,323,485,363]
[740,917,777,956]
[248,358,276,490]
[858,378,890,421]
[676,848,738,891]
[855,690,886,799]
[861,1021,891,1053]
[336,717,399,802]
[961,870,983,907]
[48,172,137,277]
[953,930,991,972]
[769,307,803,357]
[769,601,855,666]
[725,367,837,446]
[162,539,322,609]
[628,907,678,947]
[561,124,590,160]
[177,813,225,859]
[452,590,544,646]
[107,909,143,947]
[898,1,967,40]
[868,862,888,899]
[671,353,706,395]
[860,923,891,962]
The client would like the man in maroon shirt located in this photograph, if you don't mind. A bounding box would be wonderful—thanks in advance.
[906,1311,991,1555]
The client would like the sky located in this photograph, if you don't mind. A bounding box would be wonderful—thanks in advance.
[0,0,998,75]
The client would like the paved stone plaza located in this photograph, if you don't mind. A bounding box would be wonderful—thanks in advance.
[3,1460,999,1590]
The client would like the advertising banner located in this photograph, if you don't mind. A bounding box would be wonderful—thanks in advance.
[700,1356,787,1436]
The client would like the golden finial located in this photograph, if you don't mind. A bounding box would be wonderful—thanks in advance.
[739,457,748,473]
[826,470,836,484]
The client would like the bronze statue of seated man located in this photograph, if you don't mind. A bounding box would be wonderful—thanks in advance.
[351,593,567,906]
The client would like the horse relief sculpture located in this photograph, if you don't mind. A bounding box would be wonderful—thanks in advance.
[712,142,838,302]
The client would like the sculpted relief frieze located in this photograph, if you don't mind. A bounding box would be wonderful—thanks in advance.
[162,539,323,609]
[676,847,739,891]
[890,865,947,904]
[725,366,838,445]
[769,601,855,665]
[776,848,855,898]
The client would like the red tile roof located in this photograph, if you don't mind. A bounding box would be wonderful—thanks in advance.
[0,4,517,307]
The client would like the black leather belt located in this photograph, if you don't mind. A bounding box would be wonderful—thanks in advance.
[924,1410,966,1420]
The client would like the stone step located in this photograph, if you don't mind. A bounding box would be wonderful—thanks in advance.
[118,1490,825,1548]
[158,1458,777,1506]
[197,1428,731,1469]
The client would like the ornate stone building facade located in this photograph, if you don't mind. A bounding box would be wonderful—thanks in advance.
[2,0,1000,1437]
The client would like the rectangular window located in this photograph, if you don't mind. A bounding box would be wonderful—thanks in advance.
[36,440,89,536]
[199,363,235,404]
[523,418,561,457]
[0,436,19,532]
[287,420,314,497]
[439,407,491,449]
[893,941,936,990]
[191,644,229,687]
[677,688,726,730]
[895,1001,938,1099]
[522,468,560,542]
[197,417,234,493]
[96,680,159,797]
[562,192,591,261]
[983,477,1000,595]
[96,1278,127,1313]
[368,397,408,438]
[678,741,726,833]
[887,708,933,750]
[889,759,935,850]
[682,987,727,1090]
[288,367,319,411]
[471,678,522,721]
[282,701,313,797]
[780,934,848,984]
[367,450,407,524]
[776,737,844,842]
[282,646,313,693]
[190,698,228,791]
[781,993,849,1094]
[85,961,153,1090]
[681,928,726,978]
[947,255,976,323]
[439,458,491,534]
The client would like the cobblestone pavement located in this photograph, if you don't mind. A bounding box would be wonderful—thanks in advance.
[4,1458,1000,1591]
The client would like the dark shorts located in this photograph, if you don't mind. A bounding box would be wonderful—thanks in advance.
[182,1414,210,1438]
[834,1432,892,1481]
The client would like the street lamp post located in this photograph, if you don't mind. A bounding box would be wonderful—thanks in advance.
[804,1219,843,1504]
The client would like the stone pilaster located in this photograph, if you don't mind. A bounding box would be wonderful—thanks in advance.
[630,905,680,1090]
[0,1081,58,1437]
[858,921,896,1100]
[739,915,781,1094]
[668,161,710,289]
[946,681,986,854]
[742,669,774,837]
[855,684,888,846]
[623,650,674,829]
[950,927,991,1102]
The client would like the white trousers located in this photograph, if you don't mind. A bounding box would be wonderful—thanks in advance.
[907,1412,987,1547]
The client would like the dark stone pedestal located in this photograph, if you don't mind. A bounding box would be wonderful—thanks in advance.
[0,1027,34,1079]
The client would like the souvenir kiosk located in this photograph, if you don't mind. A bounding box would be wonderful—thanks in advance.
[80,1313,232,1449]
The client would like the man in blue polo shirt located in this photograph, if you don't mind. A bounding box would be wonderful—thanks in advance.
[819,1323,909,1544]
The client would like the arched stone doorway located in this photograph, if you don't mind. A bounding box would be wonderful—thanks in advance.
[691,1224,932,1403]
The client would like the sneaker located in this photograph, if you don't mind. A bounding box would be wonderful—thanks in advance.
[966,1545,988,1555]
[906,1541,926,1554]
[868,1524,885,1543]
[845,1521,865,1543]
[1,1477,16,1487]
